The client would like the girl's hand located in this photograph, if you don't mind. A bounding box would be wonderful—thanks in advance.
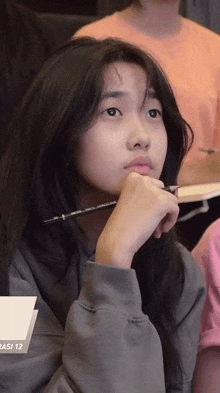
[95,172,179,269]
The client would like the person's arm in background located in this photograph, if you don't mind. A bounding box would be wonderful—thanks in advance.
[177,151,220,186]
[192,219,220,393]
[193,347,220,393]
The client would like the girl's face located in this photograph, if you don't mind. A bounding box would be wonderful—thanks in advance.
[76,61,167,198]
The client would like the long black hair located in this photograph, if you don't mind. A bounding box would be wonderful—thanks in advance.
[0,37,193,391]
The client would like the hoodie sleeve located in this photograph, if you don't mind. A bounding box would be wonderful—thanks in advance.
[1,246,205,393]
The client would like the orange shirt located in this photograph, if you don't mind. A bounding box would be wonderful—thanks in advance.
[74,13,220,167]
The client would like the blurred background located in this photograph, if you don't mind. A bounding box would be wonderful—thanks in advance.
[16,0,186,17]
[17,0,220,33]
[17,0,97,16]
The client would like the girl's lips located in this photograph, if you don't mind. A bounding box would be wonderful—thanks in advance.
[125,165,152,175]
[124,156,153,175]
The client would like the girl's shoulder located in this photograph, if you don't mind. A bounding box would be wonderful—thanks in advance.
[173,243,206,332]
[177,242,206,301]
[178,242,204,280]
[9,245,41,296]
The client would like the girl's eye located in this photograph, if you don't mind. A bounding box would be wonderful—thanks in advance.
[147,109,162,118]
[105,107,122,116]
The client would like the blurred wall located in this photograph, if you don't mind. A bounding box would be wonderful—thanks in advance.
[18,0,97,15]
[17,0,220,34]
[185,0,220,34]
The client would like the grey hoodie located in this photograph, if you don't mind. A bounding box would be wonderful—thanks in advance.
[0,243,205,393]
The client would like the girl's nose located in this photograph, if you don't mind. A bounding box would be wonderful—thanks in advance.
[126,121,150,150]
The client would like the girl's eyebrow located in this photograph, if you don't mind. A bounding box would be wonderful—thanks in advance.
[141,88,159,109]
[100,89,158,102]
[145,88,158,99]
[101,91,127,100]
[147,89,157,99]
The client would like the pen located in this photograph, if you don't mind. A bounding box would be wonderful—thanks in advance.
[44,185,179,225]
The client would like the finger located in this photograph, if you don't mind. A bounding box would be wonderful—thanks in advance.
[153,226,162,239]
[161,208,179,233]
[148,177,164,189]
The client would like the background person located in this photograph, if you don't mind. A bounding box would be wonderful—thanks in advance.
[192,219,220,393]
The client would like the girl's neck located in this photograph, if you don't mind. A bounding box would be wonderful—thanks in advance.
[77,208,114,256]
[75,180,116,254]
[119,0,182,39]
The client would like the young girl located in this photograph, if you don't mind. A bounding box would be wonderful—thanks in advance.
[0,37,205,393]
